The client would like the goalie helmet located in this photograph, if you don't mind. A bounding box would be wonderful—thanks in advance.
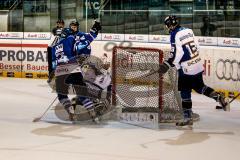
[164,15,179,32]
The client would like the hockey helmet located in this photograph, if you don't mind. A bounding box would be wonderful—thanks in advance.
[56,19,65,24]
[69,20,79,27]
[164,15,179,31]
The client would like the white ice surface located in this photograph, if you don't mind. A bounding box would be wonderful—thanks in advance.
[0,77,240,160]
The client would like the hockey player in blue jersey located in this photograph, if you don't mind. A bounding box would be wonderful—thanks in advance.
[68,20,101,56]
[159,15,229,126]
[51,21,101,121]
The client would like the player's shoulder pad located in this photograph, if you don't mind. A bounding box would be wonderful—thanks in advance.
[76,31,87,36]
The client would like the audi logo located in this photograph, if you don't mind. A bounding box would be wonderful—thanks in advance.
[39,34,47,38]
[215,59,240,81]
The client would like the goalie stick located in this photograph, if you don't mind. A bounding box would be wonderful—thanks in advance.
[32,96,58,122]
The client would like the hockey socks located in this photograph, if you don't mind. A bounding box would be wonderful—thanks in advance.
[81,98,94,110]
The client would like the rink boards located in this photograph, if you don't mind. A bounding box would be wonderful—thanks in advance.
[0,32,240,98]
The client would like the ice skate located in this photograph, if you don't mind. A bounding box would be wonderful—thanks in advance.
[92,99,107,116]
[176,118,193,126]
[65,105,76,121]
[176,118,193,129]
[210,92,230,111]
[87,108,100,123]
[217,93,230,111]
[176,109,193,129]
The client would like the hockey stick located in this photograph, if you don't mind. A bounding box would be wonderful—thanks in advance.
[228,93,240,104]
[216,93,240,109]
[32,96,58,122]
[134,65,166,80]
[89,0,97,20]
[145,68,163,77]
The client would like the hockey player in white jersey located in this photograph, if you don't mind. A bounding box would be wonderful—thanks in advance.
[159,15,229,126]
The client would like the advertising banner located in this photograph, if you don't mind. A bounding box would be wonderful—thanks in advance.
[197,36,218,46]
[212,49,240,91]
[0,32,23,39]
[124,34,149,42]
[218,37,240,47]
[0,42,48,78]
[0,32,239,99]
[149,35,170,43]
[102,33,124,41]
[24,32,51,40]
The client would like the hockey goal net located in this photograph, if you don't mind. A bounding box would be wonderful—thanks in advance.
[112,46,183,123]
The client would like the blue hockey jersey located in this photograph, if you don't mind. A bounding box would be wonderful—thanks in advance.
[51,31,97,69]
[74,31,97,55]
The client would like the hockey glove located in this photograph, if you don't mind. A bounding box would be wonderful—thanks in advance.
[90,21,102,35]
[101,63,111,70]
[158,61,170,74]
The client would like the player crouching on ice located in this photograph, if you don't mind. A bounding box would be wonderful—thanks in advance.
[158,15,229,127]
[50,21,102,121]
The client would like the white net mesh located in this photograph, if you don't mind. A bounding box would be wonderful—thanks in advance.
[112,46,184,123]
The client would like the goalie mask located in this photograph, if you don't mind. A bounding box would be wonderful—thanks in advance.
[81,63,102,82]
[164,15,179,32]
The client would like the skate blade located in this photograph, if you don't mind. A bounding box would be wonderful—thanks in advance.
[176,125,193,130]
[222,97,230,112]
[225,98,230,111]
[93,117,100,124]
[216,102,230,112]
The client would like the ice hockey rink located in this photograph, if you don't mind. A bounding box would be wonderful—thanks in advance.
[0,77,240,160]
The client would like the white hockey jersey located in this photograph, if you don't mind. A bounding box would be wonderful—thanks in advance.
[167,26,204,75]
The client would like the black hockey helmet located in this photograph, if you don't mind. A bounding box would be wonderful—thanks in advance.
[69,20,79,27]
[56,19,65,24]
[164,15,179,30]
